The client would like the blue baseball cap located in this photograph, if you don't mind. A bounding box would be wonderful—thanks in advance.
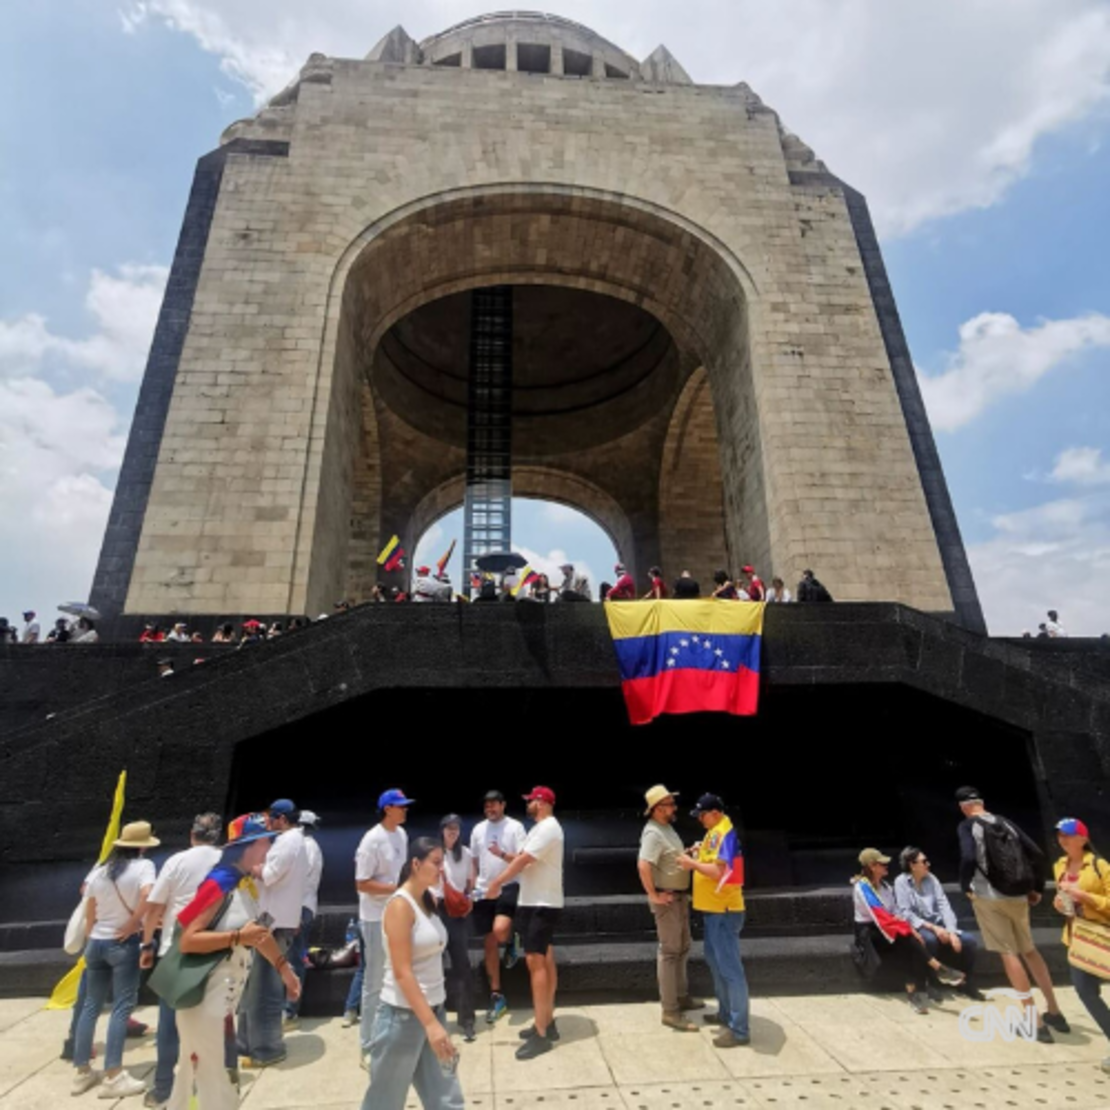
[378,789,415,810]
[269,799,298,819]
[227,813,279,846]
[1056,817,1090,838]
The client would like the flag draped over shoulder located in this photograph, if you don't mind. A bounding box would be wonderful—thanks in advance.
[857,880,914,943]
[605,600,763,725]
[715,821,746,892]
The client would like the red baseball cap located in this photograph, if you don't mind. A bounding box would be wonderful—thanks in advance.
[742,565,756,574]
[523,786,556,806]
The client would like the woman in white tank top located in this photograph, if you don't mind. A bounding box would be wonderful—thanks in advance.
[362,837,464,1110]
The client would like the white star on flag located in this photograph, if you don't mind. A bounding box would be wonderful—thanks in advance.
[667,658,676,666]
[679,639,689,648]
[715,648,723,657]
[721,660,730,668]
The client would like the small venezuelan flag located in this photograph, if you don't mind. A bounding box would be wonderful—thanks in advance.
[377,535,405,572]
[605,600,764,725]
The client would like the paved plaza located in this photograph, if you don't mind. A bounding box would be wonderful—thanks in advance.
[2,989,1109,1109]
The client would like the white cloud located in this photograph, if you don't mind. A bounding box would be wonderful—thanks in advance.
[969,493,1110,635]
[412,522,444,569]
[0,377,125,622]
[1050,446,1110,486]
[0,264,167,383]
[119,0,1110,236]
[918,311,1110,432]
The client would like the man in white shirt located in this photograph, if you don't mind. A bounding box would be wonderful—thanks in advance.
[469,789,527,1024]
[238,799,308,1066]
[355,788,414,1061]
[21,610,40,643]
[486,786,564,1060]
[139,813,223,1106]
[1045,610,1068,638]
[284,810,324,1024]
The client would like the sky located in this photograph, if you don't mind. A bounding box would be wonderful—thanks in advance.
[1,0,1109,634]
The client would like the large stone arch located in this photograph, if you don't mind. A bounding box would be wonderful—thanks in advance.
[301,184,765,614]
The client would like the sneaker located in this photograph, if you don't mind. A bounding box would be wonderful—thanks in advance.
[1036,1024,1055,1044]
[519,1019,560,1042]
[98,1072,146,1099]
[341,1010,359,1028]
[926,982,944,1003]
[515,1032,554,1060]
[661,1012,698,1032]
[243,1052,287,1069]
[503,933,522,971]
[702,1012,726,1026]
[226,1067,240,1094]
[142,1092,167,1109]
[956,983,986,1002]
[1043,1011,1071,1034]
[282,1015,300,1030]
[933,965,964,987]
[712,1030,751,1048]
[486,993,508,1024]
[72,1071,100,1096]
[1100,1055,1110,1074]
[462,1021,476,1043]
[126,1019,149,1039]
[908,991,929,1015]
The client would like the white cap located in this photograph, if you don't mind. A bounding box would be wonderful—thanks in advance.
[299,809,320,827]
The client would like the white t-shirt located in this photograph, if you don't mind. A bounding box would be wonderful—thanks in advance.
[1045,620,1067,638]
[434,846,474,901]
[302,835,324,915]
[21,620,40,644]
[471,817,526,896]
[148,844,222,955]
[88,859,157,940]
[767,587,793,603]
[519,817,565,908]
[259,826,309,930]
[355,824,408,922]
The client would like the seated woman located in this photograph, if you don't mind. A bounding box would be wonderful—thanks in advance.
[894,846,983,1000]
[851,848,963,1014]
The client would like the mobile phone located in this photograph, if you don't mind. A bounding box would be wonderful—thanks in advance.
[256,911,275,930]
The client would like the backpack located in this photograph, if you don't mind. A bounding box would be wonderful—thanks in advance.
[976,817,1036,896]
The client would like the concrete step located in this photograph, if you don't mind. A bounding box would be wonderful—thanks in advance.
[2,928,1072,1013]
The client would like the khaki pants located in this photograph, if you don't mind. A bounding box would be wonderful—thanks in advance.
[651,893,691,1014]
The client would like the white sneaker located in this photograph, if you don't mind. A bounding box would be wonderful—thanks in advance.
[1101,1055,1110,1074]
[97,1072,146,1099]
[72,1070,100,1096]
[341,1010,358,1028]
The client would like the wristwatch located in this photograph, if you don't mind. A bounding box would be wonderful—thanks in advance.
[140,942,156,952]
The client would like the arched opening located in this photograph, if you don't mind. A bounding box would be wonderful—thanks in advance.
[297,186,766,615]
[410,497,622,599]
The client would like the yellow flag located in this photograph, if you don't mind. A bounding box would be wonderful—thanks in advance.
[45,770,127,1010]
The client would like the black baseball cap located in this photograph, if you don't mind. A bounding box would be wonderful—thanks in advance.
[691,793,725,816]
[484,790,505,803]
[955,786,982,804]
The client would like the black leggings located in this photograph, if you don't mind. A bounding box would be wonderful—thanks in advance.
[440,911,476,1026]
[867,925,931,990]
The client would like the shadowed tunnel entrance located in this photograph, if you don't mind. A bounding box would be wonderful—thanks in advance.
[229,684,1042,904]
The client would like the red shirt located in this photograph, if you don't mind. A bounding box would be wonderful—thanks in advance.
[748,576,764,601]
[608,574,636,600]
[650,576,668,599]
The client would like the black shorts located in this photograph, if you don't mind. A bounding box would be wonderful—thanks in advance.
[472,885,519,936]
[517,906,562,955]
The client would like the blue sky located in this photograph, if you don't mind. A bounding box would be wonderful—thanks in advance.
[2,1,1109,634]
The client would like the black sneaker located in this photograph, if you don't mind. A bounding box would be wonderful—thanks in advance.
[1043,1011,1070,1034]
[956,984,986,1002]
[702,1013,726,1026]
[1037,1024,1055,1044]
[926,982,944,1003]
[518,1019,559,1042]
[908,991,929,1015]
[462,1022,476,1043]
[515,1032,554,1060]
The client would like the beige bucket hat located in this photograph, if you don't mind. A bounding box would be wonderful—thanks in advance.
[643,784,678,816]
[113,821,161,850]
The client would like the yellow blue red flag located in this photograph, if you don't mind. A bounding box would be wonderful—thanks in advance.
[605,600,763,725]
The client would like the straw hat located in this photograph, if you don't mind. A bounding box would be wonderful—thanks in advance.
[113,821,160,849]
[643,784,678,816]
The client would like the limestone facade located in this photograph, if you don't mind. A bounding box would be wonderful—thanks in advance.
[103,13,977,624]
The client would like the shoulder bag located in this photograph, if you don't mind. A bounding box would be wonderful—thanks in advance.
[148,893,235,1010]
[1067,857,1110,981]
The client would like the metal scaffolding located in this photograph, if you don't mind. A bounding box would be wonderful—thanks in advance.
[462,286,513,591]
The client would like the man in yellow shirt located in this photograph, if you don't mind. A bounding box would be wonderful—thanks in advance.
[677,793,749,1047]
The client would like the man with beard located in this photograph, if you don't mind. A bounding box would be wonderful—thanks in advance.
[638,785,700,1031]
[485,787,564,1059]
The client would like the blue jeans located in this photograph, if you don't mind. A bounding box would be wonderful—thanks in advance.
[920,929,979,984]
[74,937,141,1070]
[359,920,387,1055]
[362,1002,464,1110]
[285,907,315,1018]
[1072,963,1110,1040]
[345,927,367,1014]
[237,928,295,1062]
[63,968,90,1057]
[702,911,750,1038]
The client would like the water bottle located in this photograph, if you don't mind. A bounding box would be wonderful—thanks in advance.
[345,917,359,944]
[1058,888,1076,917]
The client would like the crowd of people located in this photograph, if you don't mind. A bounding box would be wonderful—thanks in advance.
[0,610,100,644]
[60,780,1110,1108]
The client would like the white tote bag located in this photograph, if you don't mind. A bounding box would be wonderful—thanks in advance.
[63,898,89,955]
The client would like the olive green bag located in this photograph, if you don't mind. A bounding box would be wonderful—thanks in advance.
[147,893,233,1010]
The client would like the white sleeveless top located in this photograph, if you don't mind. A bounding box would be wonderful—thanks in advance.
[380,888,447,1009]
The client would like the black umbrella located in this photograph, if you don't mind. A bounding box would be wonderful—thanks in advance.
[474,552,528,574]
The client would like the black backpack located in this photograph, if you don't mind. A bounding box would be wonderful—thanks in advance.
[976,817,1037,896]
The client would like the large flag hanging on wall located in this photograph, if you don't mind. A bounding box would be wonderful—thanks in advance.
[605,601,764,725]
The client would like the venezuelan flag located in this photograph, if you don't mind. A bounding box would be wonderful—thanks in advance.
[857,880,915,943]
[377,535,405,572]
[605,600,763,725]
[715,822,746,892]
